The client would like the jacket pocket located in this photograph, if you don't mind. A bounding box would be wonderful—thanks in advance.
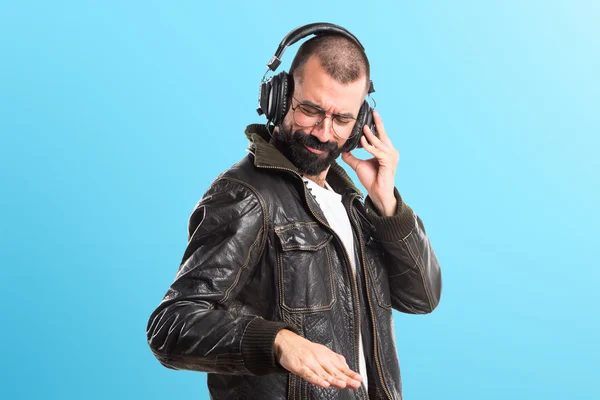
[365,240,393,310]
[275,222,336,313]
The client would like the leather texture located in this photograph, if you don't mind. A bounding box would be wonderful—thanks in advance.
[147,125,442,399]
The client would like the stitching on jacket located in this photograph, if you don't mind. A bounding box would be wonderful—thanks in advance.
[213,356,246,374]
[337,240,358,375]
[325,245,337,308]
[157,351,246,373]
[404,232,432,308]
[186,172,226,241]
[400,214,418,241]
[278,251,285,312]
[285,311,300,400]
[221,227,264,304]
[277,235,332,252]
[277,242,337,313]
[239,317,256,370]
[186,207,206,244]
[297,313,304,400]
[216,177,269,305]
[274,225,333,251]
[366,258,392,310]
[413,231,435,310]
[403,232,434,311]
[288,373,296,400]
[387,264,416,278]
[410,219,423,264]
[275,221,319,232]
[237,178,271,270]
[369,225,416,245]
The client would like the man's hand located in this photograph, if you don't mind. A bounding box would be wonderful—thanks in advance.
[342,110,399,216]
[274,329,363,390]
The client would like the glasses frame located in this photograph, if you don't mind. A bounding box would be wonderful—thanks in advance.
[290,96,358,140]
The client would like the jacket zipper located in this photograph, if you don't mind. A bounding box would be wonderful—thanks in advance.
[349,205,393,400]
[258,164,367,400]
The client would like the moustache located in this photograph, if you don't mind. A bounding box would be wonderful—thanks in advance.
[293,130,339,153]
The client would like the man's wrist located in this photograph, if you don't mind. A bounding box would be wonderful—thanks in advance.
[365,187,416,241]
[273,329,296,363]
[241,319,297,375]
[379,196,398,217]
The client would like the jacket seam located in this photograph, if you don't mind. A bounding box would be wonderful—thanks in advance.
[367,224,416,245]
[277,240,337,313]
[217,177,269,304]
[276,236,332,252]
[402,231,434,311]
[221,227,264,304]
[152,349,247,371]
[365,258,392,310]
[239,316,258,371]
[275,221,320,232]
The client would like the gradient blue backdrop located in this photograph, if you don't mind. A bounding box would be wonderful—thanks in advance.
[1,1,598,399]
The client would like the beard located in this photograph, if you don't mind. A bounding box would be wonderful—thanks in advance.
[272,122,345,176]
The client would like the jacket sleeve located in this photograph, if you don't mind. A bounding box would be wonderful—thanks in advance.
[364,188,442,314]
[147,177,294,375]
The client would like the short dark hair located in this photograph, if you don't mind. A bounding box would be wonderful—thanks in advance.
[289,34,371,94]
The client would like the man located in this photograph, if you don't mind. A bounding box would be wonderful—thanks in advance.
[147,23,442,400]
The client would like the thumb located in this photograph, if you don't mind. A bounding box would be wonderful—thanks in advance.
[341,152,360,171]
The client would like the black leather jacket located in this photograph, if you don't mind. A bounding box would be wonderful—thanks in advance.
[147,124,442,399]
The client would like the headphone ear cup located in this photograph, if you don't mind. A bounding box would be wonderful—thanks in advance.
[364,104,376,137]
[276,72,292,125]
[258,79,271,119]
[345,101,373,151]
[258,71,288,124]
[259,76,277,121]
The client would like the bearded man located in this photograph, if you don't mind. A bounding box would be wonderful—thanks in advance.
[147,23,442,400]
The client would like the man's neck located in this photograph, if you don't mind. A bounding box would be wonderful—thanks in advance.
[303,169,329,188]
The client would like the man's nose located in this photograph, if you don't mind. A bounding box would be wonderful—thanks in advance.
[311,116,335,143]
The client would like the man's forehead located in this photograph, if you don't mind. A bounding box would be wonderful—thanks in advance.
[295,79,365,115]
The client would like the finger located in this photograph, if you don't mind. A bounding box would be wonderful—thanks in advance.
[300,365,331,389]
[361,135,385,158]
[339,367,363,383]
[332,360,362,388]
[341,151,362,171]
[363,124,384,148]
[336,354,349,368]
[373,110,392,145]
[321,362,350,388]
[309,362,338,388]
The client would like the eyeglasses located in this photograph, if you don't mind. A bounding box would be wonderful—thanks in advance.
[291,97,357,140]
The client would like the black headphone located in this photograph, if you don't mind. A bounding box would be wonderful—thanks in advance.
[256,22,376,151]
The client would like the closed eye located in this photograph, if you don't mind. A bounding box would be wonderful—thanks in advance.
[299,105,322,116]
[334,117,353,125]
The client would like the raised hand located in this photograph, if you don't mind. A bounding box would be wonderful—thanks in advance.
[342,110,399,216]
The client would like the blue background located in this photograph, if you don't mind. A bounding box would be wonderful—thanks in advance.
[1,1,598,399]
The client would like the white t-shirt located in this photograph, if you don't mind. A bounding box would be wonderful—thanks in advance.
[302,177,368,392]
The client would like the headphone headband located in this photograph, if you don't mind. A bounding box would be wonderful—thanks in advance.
[266,22,366,72]
[257,22,377,151]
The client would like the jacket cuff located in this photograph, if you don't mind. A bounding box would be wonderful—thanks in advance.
[241,317,298,375]
[364,187,416,241]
